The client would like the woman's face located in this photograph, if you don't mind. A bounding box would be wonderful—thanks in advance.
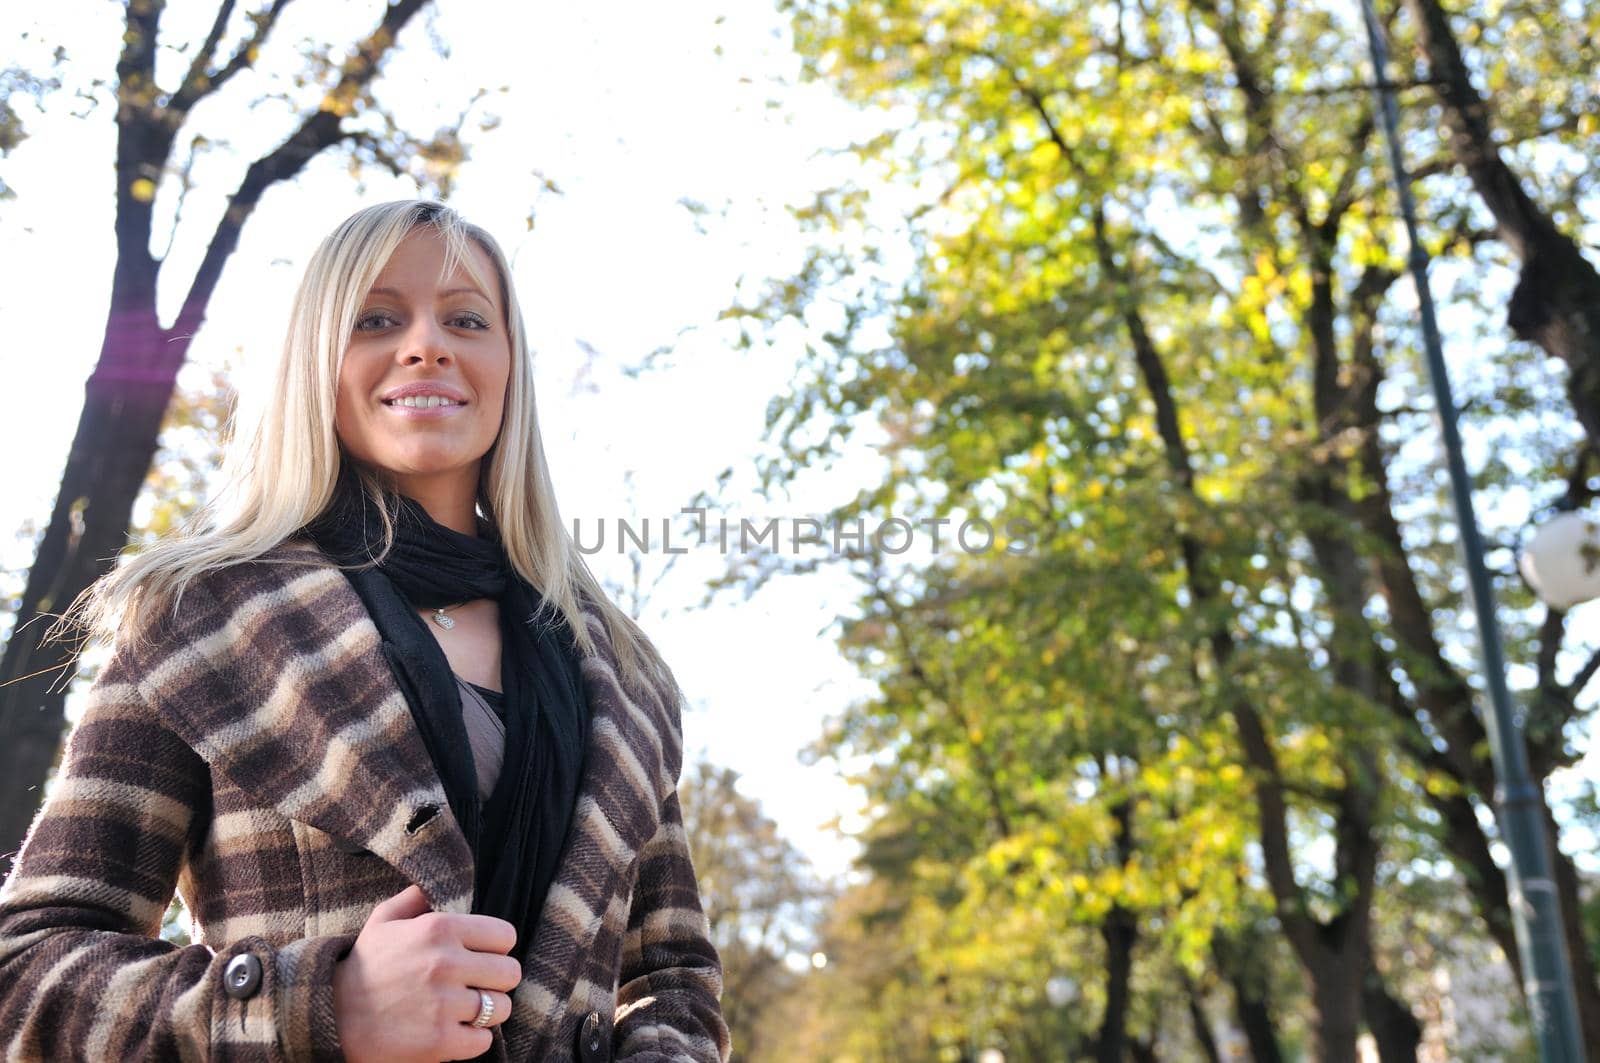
[335,228,512,499]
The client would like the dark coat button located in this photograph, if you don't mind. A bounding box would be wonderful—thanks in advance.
[223,953,263,1000]
[578,1010,608,1062]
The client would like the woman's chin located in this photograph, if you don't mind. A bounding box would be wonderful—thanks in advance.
[369,455,480,482]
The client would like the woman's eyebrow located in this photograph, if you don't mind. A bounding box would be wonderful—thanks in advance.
[366,285,492,302]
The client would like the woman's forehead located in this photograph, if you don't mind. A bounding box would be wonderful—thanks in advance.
[368,228,499,303]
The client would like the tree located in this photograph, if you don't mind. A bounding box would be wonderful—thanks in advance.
[712,0,1596,1056]
[679,759,821,1062]
[0,0,475,869]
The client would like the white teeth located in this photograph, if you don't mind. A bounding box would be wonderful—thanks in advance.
[386,395,461,408]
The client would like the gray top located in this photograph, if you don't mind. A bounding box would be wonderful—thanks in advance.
[454,675,505,802]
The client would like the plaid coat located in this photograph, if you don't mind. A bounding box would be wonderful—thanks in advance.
[0,541,730,1062]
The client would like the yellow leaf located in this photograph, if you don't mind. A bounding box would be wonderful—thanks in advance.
[130,178,157,202]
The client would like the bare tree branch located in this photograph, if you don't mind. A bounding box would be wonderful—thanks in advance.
[170,0,295,115]
[154,133,206,264]
[165,0,429,347]
[178,0,238,100]
[1568,644,1600,704]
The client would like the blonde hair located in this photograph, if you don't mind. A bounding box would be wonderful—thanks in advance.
[62,200,679,709]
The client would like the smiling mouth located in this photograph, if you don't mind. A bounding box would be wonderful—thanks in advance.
[382,396,467,409]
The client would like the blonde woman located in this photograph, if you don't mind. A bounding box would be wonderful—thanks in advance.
[0,200,730,1063]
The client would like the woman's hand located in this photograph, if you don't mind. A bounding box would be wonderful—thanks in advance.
[333,884,522,1063]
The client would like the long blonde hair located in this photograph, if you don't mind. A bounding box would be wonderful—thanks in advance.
[64,200,679,709]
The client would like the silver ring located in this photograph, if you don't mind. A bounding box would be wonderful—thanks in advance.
[470,989,496,1028]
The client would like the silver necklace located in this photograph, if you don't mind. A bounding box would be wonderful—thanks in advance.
[431,602,468,629]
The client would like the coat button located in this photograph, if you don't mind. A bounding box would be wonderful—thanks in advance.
[578,1010,607,1062]
[223,953,262,1000]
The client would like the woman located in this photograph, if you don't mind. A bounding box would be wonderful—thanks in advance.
[0,201,731,1063]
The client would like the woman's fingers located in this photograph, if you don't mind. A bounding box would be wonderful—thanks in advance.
[453,950,523,993]
[439,1024,495,1062]
[366,883,433,924]
[410,926,521,991]
[454,913,517,955]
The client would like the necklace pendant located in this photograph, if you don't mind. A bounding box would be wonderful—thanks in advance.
[432,609,456,630]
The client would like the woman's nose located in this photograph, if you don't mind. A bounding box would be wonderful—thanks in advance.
[397,318,452,365]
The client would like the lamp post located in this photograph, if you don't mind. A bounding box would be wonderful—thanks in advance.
[1356,2,1586,1058]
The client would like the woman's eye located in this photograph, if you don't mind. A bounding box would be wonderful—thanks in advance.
[353,310,488,331]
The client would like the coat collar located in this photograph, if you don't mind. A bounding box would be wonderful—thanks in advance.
[136,540,678,921]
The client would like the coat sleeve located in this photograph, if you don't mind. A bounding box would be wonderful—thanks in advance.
[0,642,357,1062]
[612,787,731,1062]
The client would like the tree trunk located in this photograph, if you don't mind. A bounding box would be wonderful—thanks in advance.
[1184,979,1223,1063]
[1362,975,1423,1063]
[1096,904,1137,1063]
[1232,986,1285,1063]
[1214,930,1285,1063]
[1309,943,1365,1063]
[1096,797,1138,1063]
[0,280,176,870]
[1544,801,1600,1057]
[1402,0,1600,455]
[1128,1038,1158,1063]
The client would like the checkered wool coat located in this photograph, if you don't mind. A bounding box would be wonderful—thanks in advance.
[0,540,730,1062]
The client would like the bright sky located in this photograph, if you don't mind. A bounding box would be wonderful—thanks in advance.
[0,0,904,883]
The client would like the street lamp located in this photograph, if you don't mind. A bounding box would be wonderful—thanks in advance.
[1045,976,1077,1009]
[1520,508,1600,611]
[1357,2,1587,1058]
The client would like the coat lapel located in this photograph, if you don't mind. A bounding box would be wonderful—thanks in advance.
[140,544,475,912]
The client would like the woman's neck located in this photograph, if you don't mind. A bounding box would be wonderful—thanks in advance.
[394,471,481,536]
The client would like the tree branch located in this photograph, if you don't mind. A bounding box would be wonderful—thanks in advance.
[1289,76,1442,97]
[1535,606,1566,700]
[1568,644,1600,704]
[171,0,294,115]
[115,0,162,114]
[1323,110,1377,236]
[112,0,169,302]
[154,133,206,264]
[165,0,429,347]
[177,0,238,102]
[1400,0,1557,260]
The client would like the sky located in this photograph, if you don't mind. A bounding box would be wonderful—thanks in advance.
[0,0,907,883]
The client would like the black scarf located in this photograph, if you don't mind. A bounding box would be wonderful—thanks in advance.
[303,482,590,967]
